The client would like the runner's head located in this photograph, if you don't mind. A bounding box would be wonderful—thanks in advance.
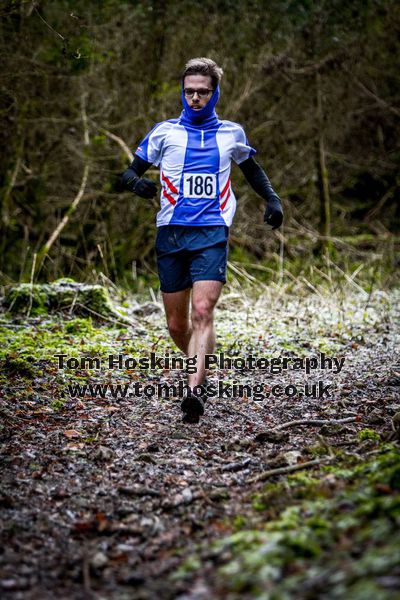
[182,58,223,111]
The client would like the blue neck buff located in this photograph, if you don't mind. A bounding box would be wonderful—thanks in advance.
[179,84,220,128]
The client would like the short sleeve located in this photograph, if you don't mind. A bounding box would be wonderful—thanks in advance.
[231,125,256,164]
[135,122,170,166]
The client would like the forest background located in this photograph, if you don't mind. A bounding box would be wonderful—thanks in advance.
[0,0,399,291]
[1,3,400,597]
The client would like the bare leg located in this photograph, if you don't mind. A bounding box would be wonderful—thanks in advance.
[161,288,192,354]
[188,280,223,389]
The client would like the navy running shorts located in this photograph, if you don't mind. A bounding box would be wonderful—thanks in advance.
[155,225,229,293]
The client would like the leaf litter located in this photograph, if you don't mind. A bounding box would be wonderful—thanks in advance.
[0,287,399,599]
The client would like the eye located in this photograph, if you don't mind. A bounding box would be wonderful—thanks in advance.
[184,89,212,98]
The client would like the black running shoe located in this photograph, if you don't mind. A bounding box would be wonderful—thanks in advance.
[198,377,210,401]
[181,391,205,424]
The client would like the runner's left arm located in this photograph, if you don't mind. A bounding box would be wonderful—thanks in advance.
[238,157,283,229]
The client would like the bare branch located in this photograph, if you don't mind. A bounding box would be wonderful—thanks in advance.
[345,68,400,118]
[248,458,332,483]
[276,417,357,430]
[91,121,133,163]
[2,155,21,226]
[34,6,66,41]
[36,94,90,273]
[284,53,341,76]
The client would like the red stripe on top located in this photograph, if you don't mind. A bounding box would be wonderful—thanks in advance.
[220,177,230,199]
[162,172,178,195]
[220,189,231,211]
[163,189,177,206]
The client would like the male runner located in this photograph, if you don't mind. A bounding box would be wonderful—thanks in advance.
[121,57,283,423]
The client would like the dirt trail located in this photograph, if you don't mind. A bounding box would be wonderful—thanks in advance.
[0,290,399,599]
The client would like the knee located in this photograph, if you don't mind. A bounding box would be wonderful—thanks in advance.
[191,300,214,328]
[167,317,190,338]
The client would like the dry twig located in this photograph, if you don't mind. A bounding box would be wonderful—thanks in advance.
[248,458,332,483]
[275,416,357,430]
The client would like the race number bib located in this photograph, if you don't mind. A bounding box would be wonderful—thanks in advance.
[183,173,216,198]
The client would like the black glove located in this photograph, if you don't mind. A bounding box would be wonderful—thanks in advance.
[130,177,157,199]
[122,171,157,199]
[264,197,283,230]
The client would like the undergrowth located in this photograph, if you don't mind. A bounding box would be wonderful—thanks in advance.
[174,445,400,599]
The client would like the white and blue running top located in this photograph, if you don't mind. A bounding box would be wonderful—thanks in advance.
[135,86,256,227]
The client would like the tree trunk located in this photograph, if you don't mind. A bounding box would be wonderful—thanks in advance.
[315,70,332,255]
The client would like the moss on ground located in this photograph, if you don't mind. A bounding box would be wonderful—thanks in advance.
[0,311,173,391]
[0,317,118,387]
[174,446,400,599]
[3,279,129,322]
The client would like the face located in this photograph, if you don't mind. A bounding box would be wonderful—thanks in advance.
[183,74,213,110]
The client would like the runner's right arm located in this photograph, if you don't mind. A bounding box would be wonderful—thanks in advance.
[121,155,157,199]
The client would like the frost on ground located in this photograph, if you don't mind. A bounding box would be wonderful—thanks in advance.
[0,288,399,599]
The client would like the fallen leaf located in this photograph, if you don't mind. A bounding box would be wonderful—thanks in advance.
[64,429,81,438]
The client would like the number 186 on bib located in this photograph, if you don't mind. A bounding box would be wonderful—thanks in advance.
[183,173,216,198]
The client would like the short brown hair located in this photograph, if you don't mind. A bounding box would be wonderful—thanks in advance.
[182,57,224,89]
